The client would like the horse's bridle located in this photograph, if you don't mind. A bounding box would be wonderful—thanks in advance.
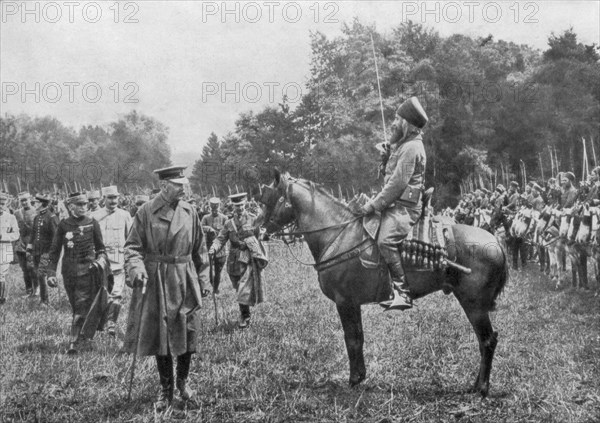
[263,178,369,270]
[265,178,361,237]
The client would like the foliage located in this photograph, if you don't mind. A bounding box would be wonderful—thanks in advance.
[193,23,598,207]
[0,111,172,193]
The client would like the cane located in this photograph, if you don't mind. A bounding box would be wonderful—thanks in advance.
[127,274,147,401]
[209,254,218,326]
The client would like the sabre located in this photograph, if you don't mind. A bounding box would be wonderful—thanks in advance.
[209,254,218,326]
[127,275,148,401]
[591,136,598,168]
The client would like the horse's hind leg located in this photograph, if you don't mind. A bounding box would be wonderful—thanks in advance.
[462,307,497,398]
[336,303,366,386]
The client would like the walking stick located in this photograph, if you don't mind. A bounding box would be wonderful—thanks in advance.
[209,254,218,326]
[127,274,147,401]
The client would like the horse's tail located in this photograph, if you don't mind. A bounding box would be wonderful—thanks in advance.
[490,244,509,311]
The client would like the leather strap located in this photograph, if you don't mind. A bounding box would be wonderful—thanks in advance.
[145,253,192,264]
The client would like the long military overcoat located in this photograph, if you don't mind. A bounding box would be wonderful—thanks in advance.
[123,194,209,356]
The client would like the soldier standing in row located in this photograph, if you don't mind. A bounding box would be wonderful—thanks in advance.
[47,192,106,354]
[129,194,149,218]
[91,186,133,337]
[209,193,262,328]
[201,197,228,294]
[123,166,210,411]
[87,190,101,214]
[0,192,20,305]
[29,194,59,305]
[14,192,36,297]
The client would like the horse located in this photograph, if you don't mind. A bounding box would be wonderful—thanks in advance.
[257,171,508,398]
[490,206,529,270]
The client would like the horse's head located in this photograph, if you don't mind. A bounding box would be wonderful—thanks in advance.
[257,169,295,234]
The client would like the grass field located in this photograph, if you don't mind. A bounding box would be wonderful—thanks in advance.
[1,241,599,422]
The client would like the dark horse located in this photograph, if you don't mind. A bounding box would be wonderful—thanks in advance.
[258,171,509,398]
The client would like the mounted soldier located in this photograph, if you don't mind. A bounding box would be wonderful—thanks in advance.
[360,96,428,311]
[559,172,578,209]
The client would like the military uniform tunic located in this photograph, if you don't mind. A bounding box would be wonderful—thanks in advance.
[48,215,106,329]
[367,131,426,264]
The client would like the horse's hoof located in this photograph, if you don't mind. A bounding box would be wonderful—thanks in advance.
[349,375,365,387]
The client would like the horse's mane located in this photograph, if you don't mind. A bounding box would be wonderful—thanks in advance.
[284,174,354,218]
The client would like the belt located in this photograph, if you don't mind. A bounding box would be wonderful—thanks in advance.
[145,253,192,264]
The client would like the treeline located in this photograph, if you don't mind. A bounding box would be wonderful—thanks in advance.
[0,111,171,193]
[191,21,599,206]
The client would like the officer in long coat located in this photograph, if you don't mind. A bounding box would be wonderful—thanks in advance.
[361,96,428,311]
[123,165,210,411]
[47,192,106,353]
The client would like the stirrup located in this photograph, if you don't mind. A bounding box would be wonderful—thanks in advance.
[380,290,413,311]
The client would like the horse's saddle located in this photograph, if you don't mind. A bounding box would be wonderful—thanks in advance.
[349,192,453,271]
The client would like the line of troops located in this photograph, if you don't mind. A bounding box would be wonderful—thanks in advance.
[448,168,600,291]
[0,165,268,410]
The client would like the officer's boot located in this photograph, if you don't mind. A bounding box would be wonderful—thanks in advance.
[155,355,174,411]
[176,352,195,401]
[106,301,121,337]
[67,315,85,354]
[379,261,413,311]
[238,304,251,328]
[0,279,6,305]
[39,275,49,305]
[31,273,39,298]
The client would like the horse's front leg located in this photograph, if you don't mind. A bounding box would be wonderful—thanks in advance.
[336,303,366,386]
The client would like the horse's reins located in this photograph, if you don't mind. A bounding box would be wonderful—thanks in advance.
[268,179,370,269]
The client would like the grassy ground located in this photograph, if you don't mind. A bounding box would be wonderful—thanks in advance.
[1,241,599,422]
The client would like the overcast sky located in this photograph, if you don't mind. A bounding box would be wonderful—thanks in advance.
[1,1,599,167]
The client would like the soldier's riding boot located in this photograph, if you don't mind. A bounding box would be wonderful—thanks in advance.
[106,302,121,337]
[31,275,39,298]
[0,280,6,305]
[67,316,84,355]
[39,276,49,305]
[238,304,251,328]
[176,352,195,401]
[379,261,413,311]
[155,355,174,411]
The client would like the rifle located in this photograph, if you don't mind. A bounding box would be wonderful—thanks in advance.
[127,274,148,401]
